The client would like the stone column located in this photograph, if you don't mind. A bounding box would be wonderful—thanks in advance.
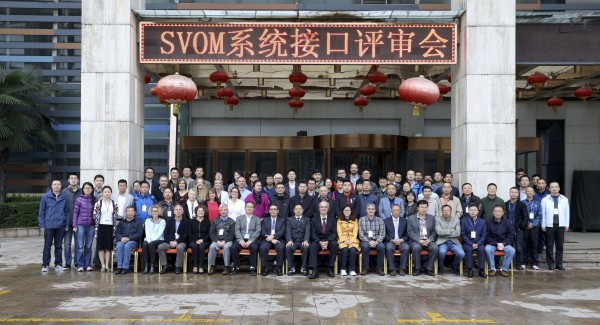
[80,0,145,187]
[450,0,516,198]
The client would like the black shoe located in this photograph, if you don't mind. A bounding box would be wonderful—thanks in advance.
[115,269,122,274]
[300,269,308,276]
[438,268,444,275]
[276,269,283,276]
[548,265,555,270]
[175,267,181,274]
[121,269,129,274]
[327,269,335,277]
[467,269,473,278]
[149,266,155,274]
[143,265,149,274]
[288,269,296,276]
[398,269,406,276]
[426,270,435,277]
[479,270,487,278]
[413,268,420,276]
[360,269,368,276]
[250,268,257,276]
[160,265,168,274]
[377,269,385,276]
[556,266,565,271]
[231,268,239,275]
[262,269,270,276]
[309,271,319,279]
[64,264,71,270]
[452,266,460,275]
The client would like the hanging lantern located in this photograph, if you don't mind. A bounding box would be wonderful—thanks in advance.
[289,87,306,100]
[289,66,308,88]
[150,86,158,98]
[155,72,197,116]
[546,97,564,113]
[226,96,239,111]
[353,96,369,112]
[398,76,440,117]
[447,73,452,83]
[289,99,304,113]
[360,85,377,100]
[209,70,229,89]
[145,73,151,84]
[528,72,548,92]
[217,87,234,103]
[574,87,593,102]
[437,84,450,101]
[367,71,387,91]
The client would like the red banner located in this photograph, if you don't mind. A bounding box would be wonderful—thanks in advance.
[140,22,456,64]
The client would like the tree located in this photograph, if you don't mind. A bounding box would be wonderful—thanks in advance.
[0,66,58,203]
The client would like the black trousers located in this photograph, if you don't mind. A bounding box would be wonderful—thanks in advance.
[189,241,211,267]
[523,227,539,266]
[231,241,259,269]
[285,242,308,271]
[308,241,339,270]
[142,240,163,266]
[545,225,565,268]
[42,227,65,267]
[259,241,285,271]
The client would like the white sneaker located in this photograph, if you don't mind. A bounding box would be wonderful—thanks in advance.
[41,266,49,273]
[77,267,84,272]
[350,271,357,276]
[55,265,65,272]
[520,264,526,270]
[340,270,347,276]
[531,265,540,270]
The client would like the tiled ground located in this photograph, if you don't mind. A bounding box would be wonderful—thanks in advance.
[1,236,600,324]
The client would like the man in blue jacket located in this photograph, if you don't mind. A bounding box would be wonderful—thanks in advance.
[39,179,70,273]
[461,204,487,278]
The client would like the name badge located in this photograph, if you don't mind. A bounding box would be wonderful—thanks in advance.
[218,229,224,236]
[471,230,476,239]
[368,230,373,238]
[167,211,172,217]
[244,234,250,240]
[271,229,275,235]
[529,212,534,220]
[142,205,147,212]
[553,208,559,215]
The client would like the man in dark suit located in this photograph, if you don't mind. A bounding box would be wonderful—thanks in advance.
[308,201,338,279]
[144,167,161,198]
[285,204,311,276]
[288,180,316,220]
[407,200,438,276]
[333,179,361,218]
[157,204,190,274]
[231,202,262,276]
[505,187,529,270]
[260,204,287,276]
[384,204,410,276]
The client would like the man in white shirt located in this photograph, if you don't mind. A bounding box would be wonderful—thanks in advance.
[541,181,569,271]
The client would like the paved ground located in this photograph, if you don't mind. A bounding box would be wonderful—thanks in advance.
[1,233,600,324]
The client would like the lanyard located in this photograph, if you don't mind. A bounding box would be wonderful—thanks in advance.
[470,218,478,229]
[369,219,374,230]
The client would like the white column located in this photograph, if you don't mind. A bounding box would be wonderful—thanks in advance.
[80,0,145,187]
[450,0,516,198]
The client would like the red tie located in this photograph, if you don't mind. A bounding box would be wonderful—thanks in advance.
[346,195,350,205]
[322,218,326,233]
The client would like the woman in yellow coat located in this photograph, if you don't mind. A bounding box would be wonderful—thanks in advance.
[337,206,360,276]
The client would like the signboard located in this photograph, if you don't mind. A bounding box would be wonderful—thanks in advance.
[140,22,456,64]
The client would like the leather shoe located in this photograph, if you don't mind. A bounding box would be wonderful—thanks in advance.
[309,271,319,279]
[389,269,396,276]
[262,269,270,276]
[360,269,368,276]
[438,268,444,275]
[556,266,566,271]
[250,268,257,276]
[479,270,487,278]
[287,269,295,276]
[426,270,435,277]
[488,270,496,277]
[327,269,335,277]
[377,269,385,276]
[452,266,460,275]
[499,270,509,277]
[549,266,555,270]
[121,269,129,275]
[143,265,149,274]
[175,267,181,274]
[230,268,239,275]
[276,269,283,276]
[222,268,230,275]
[412,268,420,276]
[300,269,308,276]
[207,267,214,275]
[149,266,155,274]
[398,269,406,276]
[160,265,168,274]
[467,269,473,278]
[115,269,122,274]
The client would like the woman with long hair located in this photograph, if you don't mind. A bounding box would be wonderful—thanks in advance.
[213,179,229,204]
[93,186,117,272]
[73,182,95,272]
[227,187,245,222]
[404,191,418,218]
[337,206,360,276]
[174,179,188,205]
[205,189,220,221]
[195,181,208,205]
[244,180,270,218]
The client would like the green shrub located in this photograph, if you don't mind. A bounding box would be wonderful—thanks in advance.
[0,202,40,228]
[6,194,43,203]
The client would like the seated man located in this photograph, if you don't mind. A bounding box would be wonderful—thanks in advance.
[114,206,143,274]
[285,204,311,276]
[358,203,386,276]
[384,204,410,276]
[308,201,338,279]
[407,200,438,276]
[208,204,236,275]
[435,205,465,275]
[485,205,516,277]
[231,202,262,276]
[260,204,287,276]
[461,204,487,278]
[157,204,190,274]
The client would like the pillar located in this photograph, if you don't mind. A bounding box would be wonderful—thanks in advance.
[80,0,145,187]
[450,1,516,198]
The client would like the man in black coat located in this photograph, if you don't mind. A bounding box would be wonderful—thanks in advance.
[259,204,287,276]
[269,182,290,218]
[285,204,311,276]
[383,204,410,276]
[505,187,529,270]
[288,180,316,220]
[308,201,338,279]
[333,179,361,218]
[157,204,190,274]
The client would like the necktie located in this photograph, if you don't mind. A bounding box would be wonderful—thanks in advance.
[272,220,276,232]
[322,218,326,233]
[346,195,350,204]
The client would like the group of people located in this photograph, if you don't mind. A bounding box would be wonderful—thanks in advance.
[38,165,570,279]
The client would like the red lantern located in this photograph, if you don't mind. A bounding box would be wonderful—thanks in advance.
[209,70,229,88]
[155,73,197,116]
[438,84,449,101]
[447,73,451,83]
[289,99,304,113]
[217,87,234,99]
[574,87,593,101]
[368,71,387,91]
[528,72,548,92]
[399,76,440,117]
[289,67,308,88]
[546,97,564,113]
[150,86,158,97]
[353,96,369,112]
[226,96,239,111]
[289,87,306,100]
[145,74,151,84]
[360,85,377,99]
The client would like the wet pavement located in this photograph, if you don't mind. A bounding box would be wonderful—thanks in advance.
[1,235,600,324]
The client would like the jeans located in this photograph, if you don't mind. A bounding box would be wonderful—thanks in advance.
[485,244,515,271]
[115,240,139,269]
[438,240,466,270]
[63,228,74,266]
[43,227,65,267]
[75,225,94,268]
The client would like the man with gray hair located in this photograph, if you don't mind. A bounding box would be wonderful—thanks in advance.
[358,203,386,276]
[208,204,236,275]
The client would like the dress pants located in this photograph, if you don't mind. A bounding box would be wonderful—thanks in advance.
[545,225,565,268]
[115,240,138,269]
[339,247,358,272]
[208,241,233,267]
[385,242,409,270]
[308,241,339,270]
[142,240,163,266]
[523,227,539,266]
[42,227,65,267]
[231,241,259,269]
[157,242,187,267]
[285,242,308,271]
[260,241,285,271]
[189,241,211,267]
[410,242,438,271]
[514,229,525,266]
[360,242,385,270]
[462,243,485,269]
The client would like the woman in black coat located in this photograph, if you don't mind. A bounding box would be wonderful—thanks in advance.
[189,205,211,274]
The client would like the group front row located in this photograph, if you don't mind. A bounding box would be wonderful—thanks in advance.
[108,198,518,279]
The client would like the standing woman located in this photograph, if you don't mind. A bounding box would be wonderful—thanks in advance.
[73,182,95,272]
[245,180,270,218]
[404,191,418,218]
[227,187,245,222]
[213,179,229,204]
[398,182,412,203]
[184,190,199,220]
[189,205,211,274]
[93,186,118,272]
[142,205,166,274]
[337,206,360,276]
[324,178,334,200]
[227,170,243,192]
[174,179,189,205]
[205,189,220,222]
[195,181,208,205]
